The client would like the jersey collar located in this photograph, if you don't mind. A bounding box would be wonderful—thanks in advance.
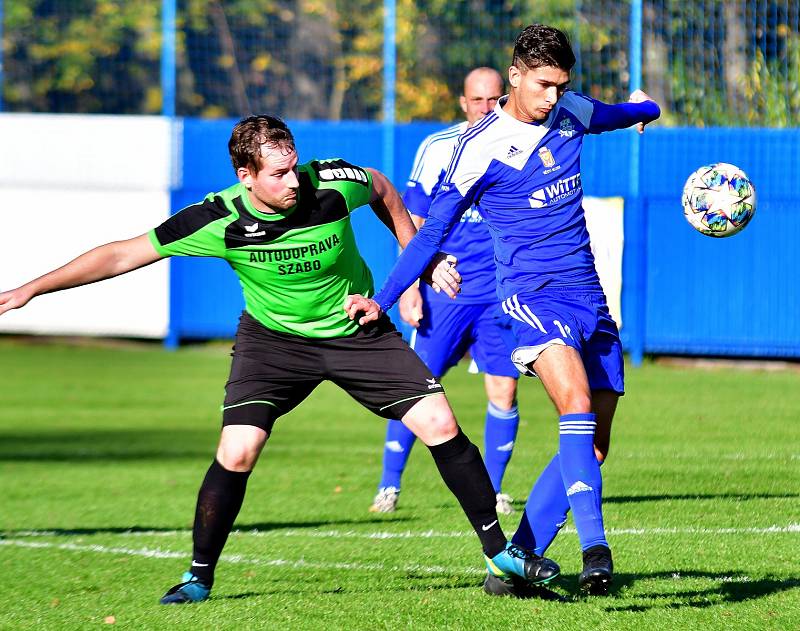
[496,95,555,130]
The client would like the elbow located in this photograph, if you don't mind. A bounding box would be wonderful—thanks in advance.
[646,100,661,121]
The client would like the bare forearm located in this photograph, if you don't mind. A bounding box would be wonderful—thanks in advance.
[27,242,135,296]
[0,234,162,315]
[367,168,417,247]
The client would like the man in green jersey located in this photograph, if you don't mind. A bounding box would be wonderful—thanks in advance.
[0,115,559,604]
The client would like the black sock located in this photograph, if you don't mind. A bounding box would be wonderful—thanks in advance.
[189,459,251,585]
[427,428,507,557]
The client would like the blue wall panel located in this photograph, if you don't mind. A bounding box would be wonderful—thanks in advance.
[640,129,800,357]
[645,197,800,356]
[171,119,431,341]
[171,119,800,359]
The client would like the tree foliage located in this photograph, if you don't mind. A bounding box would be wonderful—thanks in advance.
[2,0,798,126]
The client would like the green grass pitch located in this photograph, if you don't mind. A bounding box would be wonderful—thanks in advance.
[0,337,798,630]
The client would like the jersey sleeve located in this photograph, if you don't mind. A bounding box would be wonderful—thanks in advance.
[402,174,442,219]
[372,140,482,312]
[311,159,373,212]
[402,124,464,219]
[403,144,446,219]
[587,98,661,133]
[149,195,229,258]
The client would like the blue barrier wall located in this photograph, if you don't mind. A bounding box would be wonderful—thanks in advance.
[167,119,441,343]
[170,120,800,359]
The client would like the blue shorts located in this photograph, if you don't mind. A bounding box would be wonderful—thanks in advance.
[410,301,519,379]
[499,289,624,394]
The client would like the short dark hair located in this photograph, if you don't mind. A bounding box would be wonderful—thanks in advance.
[512,24,576,72]
[228,115,295,173]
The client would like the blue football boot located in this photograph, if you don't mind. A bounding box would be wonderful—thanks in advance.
[159,572,212,604]
[485,542,560,585]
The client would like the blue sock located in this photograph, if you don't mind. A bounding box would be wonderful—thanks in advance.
[512,454,567,555]
[483,402,520,493]
[512,454,606,555]
[558,413,607,551]
[378,419,416,490]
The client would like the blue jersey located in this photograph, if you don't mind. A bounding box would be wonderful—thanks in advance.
[374,92,660,311]
[403,122,496,304]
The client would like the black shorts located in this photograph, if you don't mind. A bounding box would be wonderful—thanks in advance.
[222,311,444,433]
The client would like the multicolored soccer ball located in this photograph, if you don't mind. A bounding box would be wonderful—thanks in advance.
[681,163,756,238]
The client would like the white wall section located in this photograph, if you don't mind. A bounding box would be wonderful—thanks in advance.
[0,114,173,338]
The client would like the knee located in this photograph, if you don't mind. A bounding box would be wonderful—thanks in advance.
[408,409,458,446]
[425,411,458,440]
[485,377,518,411]
[558,392,592,416]
[216,428,268,472]
[217,445,260,471]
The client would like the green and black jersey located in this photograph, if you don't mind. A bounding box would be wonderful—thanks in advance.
[149,159,376,338]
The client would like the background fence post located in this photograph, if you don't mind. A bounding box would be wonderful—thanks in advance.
[161,0,176,118]
[162,0,179,348]
[0,0,4,112]
[382,0,396,184]
[625,0,645,366]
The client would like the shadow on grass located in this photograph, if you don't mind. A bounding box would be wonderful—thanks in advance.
[214,575,481,600]
[604,493,800,503]
[559,570,800,610]
[0,429,217,462]
[167,569,800,604]
[0,516,415,538]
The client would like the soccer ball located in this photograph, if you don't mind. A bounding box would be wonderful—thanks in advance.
[681,163,756,238]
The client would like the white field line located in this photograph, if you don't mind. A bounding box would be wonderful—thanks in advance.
[612,452,800,461]
[4,523,799,541]
[0,537,773,583]
[0,539,481,576]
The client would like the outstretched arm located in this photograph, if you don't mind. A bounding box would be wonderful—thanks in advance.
[588,90,660,134]
[0,233,163,316]
[628,89,660,134]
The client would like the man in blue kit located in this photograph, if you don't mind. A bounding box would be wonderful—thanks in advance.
[346,24,660,595]
[369,67,523,517]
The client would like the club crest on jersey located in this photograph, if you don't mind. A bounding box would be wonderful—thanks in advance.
[558,117,576,138]
[538,146,555,168]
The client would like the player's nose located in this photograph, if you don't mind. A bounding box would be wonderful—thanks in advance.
[285,170,300,188]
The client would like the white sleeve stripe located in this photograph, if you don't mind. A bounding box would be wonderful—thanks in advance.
[408,126,463,182]
[443,112,497,183]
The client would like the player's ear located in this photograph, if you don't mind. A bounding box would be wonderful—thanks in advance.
[508,65,521,89]
[237,166,254,190]
[459,95,468,115]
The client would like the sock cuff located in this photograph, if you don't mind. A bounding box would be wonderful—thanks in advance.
[427,427,471,460]
[559,413,596,423]
[486,401,519,419]
[209,458,252,482]
[559,413,596,435]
